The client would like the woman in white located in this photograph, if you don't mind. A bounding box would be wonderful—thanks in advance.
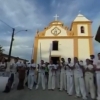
[94,53,100,100]
[48,60,56,90]
[36,60,46,90]
[74,57,87,99]
[56,60,61,89]
[28,59,36,90]
[84,59,95,99]
[60,58,66,91]
[66,58,74,95]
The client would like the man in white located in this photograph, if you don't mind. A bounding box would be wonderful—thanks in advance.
[28,59,36,90]
[84,59,95,99]
[60,58,66,91]
[56,60,61,89]
[48,60,56,90]
[94,53,100,100]
[36,60,45,90]
[74,57,87,100]
[11,58,20,88]
[66,58,74,95]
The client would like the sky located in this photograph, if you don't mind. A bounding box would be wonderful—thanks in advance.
[0,0,100,60]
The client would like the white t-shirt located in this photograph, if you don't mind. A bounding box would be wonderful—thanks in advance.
[60,62,66,73]
[39,63,45,74]
[48,64,56,75]
[28,63,36,75]
[56,64,61,74]
[66,62,74,75]
[94,59,100,74]
[10,62,21,73]
[84,64,94,75]
[74,63,83,76]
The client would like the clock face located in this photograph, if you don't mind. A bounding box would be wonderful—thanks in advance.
[51,27,61,36]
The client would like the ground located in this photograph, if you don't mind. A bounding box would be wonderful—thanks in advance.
[0,88,83,100]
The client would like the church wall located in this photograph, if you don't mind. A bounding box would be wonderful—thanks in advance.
[78,39,90,62]
[77,24,88,36]
[45,26,67,36]
[36,39,74,63]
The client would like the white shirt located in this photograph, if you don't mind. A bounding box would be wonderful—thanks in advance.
[74,63,83,76]
[66,62,74,75]
[56,64,61,74]
[39,63,45,74]
[28,63,36,75]
[84,64,94,75]
[94,59,100,74]
[10,62,20,73]
[48,64,56,75]
[60,62,66,73]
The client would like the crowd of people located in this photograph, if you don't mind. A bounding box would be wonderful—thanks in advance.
[0,53,100,100]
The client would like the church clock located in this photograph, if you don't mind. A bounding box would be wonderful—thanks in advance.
[51,27,61,36]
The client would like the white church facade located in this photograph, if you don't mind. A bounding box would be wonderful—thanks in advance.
[33,14,94,64]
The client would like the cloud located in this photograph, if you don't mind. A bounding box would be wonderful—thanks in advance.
[0,0,100,60]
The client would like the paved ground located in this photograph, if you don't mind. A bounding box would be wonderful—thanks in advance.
[0,87,83,100]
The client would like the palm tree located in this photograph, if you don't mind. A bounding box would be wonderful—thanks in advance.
[0,45,5,55]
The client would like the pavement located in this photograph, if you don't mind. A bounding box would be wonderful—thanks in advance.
[0,87,83,100]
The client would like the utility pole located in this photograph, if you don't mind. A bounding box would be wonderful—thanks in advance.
[8,28,15,61]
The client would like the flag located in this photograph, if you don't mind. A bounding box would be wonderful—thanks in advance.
[95,26,100,43]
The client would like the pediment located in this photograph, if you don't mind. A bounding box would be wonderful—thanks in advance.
[35,21,74,37]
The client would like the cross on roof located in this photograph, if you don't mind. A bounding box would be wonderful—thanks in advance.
[54,14,59,21]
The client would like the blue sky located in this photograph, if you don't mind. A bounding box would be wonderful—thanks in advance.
[0,0,100,60]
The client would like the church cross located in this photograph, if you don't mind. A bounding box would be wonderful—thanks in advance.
[54,14,59,21]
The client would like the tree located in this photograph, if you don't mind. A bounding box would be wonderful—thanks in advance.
[0,45,5,55]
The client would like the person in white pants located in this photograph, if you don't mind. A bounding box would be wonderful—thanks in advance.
[48,60,56,90]
[84,59,95,99]
[66,58,74,95]
[60,58,67,91]
[74,57,87,100]
[28,59,36,90]
[36,60,46,90]
[56,60,61,89]
[94,53,100,100]
[11,59,20,88]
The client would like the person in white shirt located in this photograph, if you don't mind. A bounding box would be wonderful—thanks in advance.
[84,59,95,100]
[94,53,100,100]
[74,57,87,100]
[60,58,67,91]
[56,60,61,89]
[36,60,46,90]
[48,60,56,90]
[28,59,36,90]
[11,58,20,88]
[66,58,74,95]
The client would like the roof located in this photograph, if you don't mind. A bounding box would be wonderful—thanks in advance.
[1,53,28,62]
[73,14,91,22]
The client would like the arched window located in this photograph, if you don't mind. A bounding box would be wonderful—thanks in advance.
[80,26,85,33]
[52,41,58,51]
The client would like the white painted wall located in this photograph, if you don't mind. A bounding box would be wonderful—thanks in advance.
[78,39,90,62]
[36,39,74,64]
[45,26,67,36]
[77,24,88,36]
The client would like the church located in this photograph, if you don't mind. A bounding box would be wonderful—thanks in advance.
[33,13,94,64]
